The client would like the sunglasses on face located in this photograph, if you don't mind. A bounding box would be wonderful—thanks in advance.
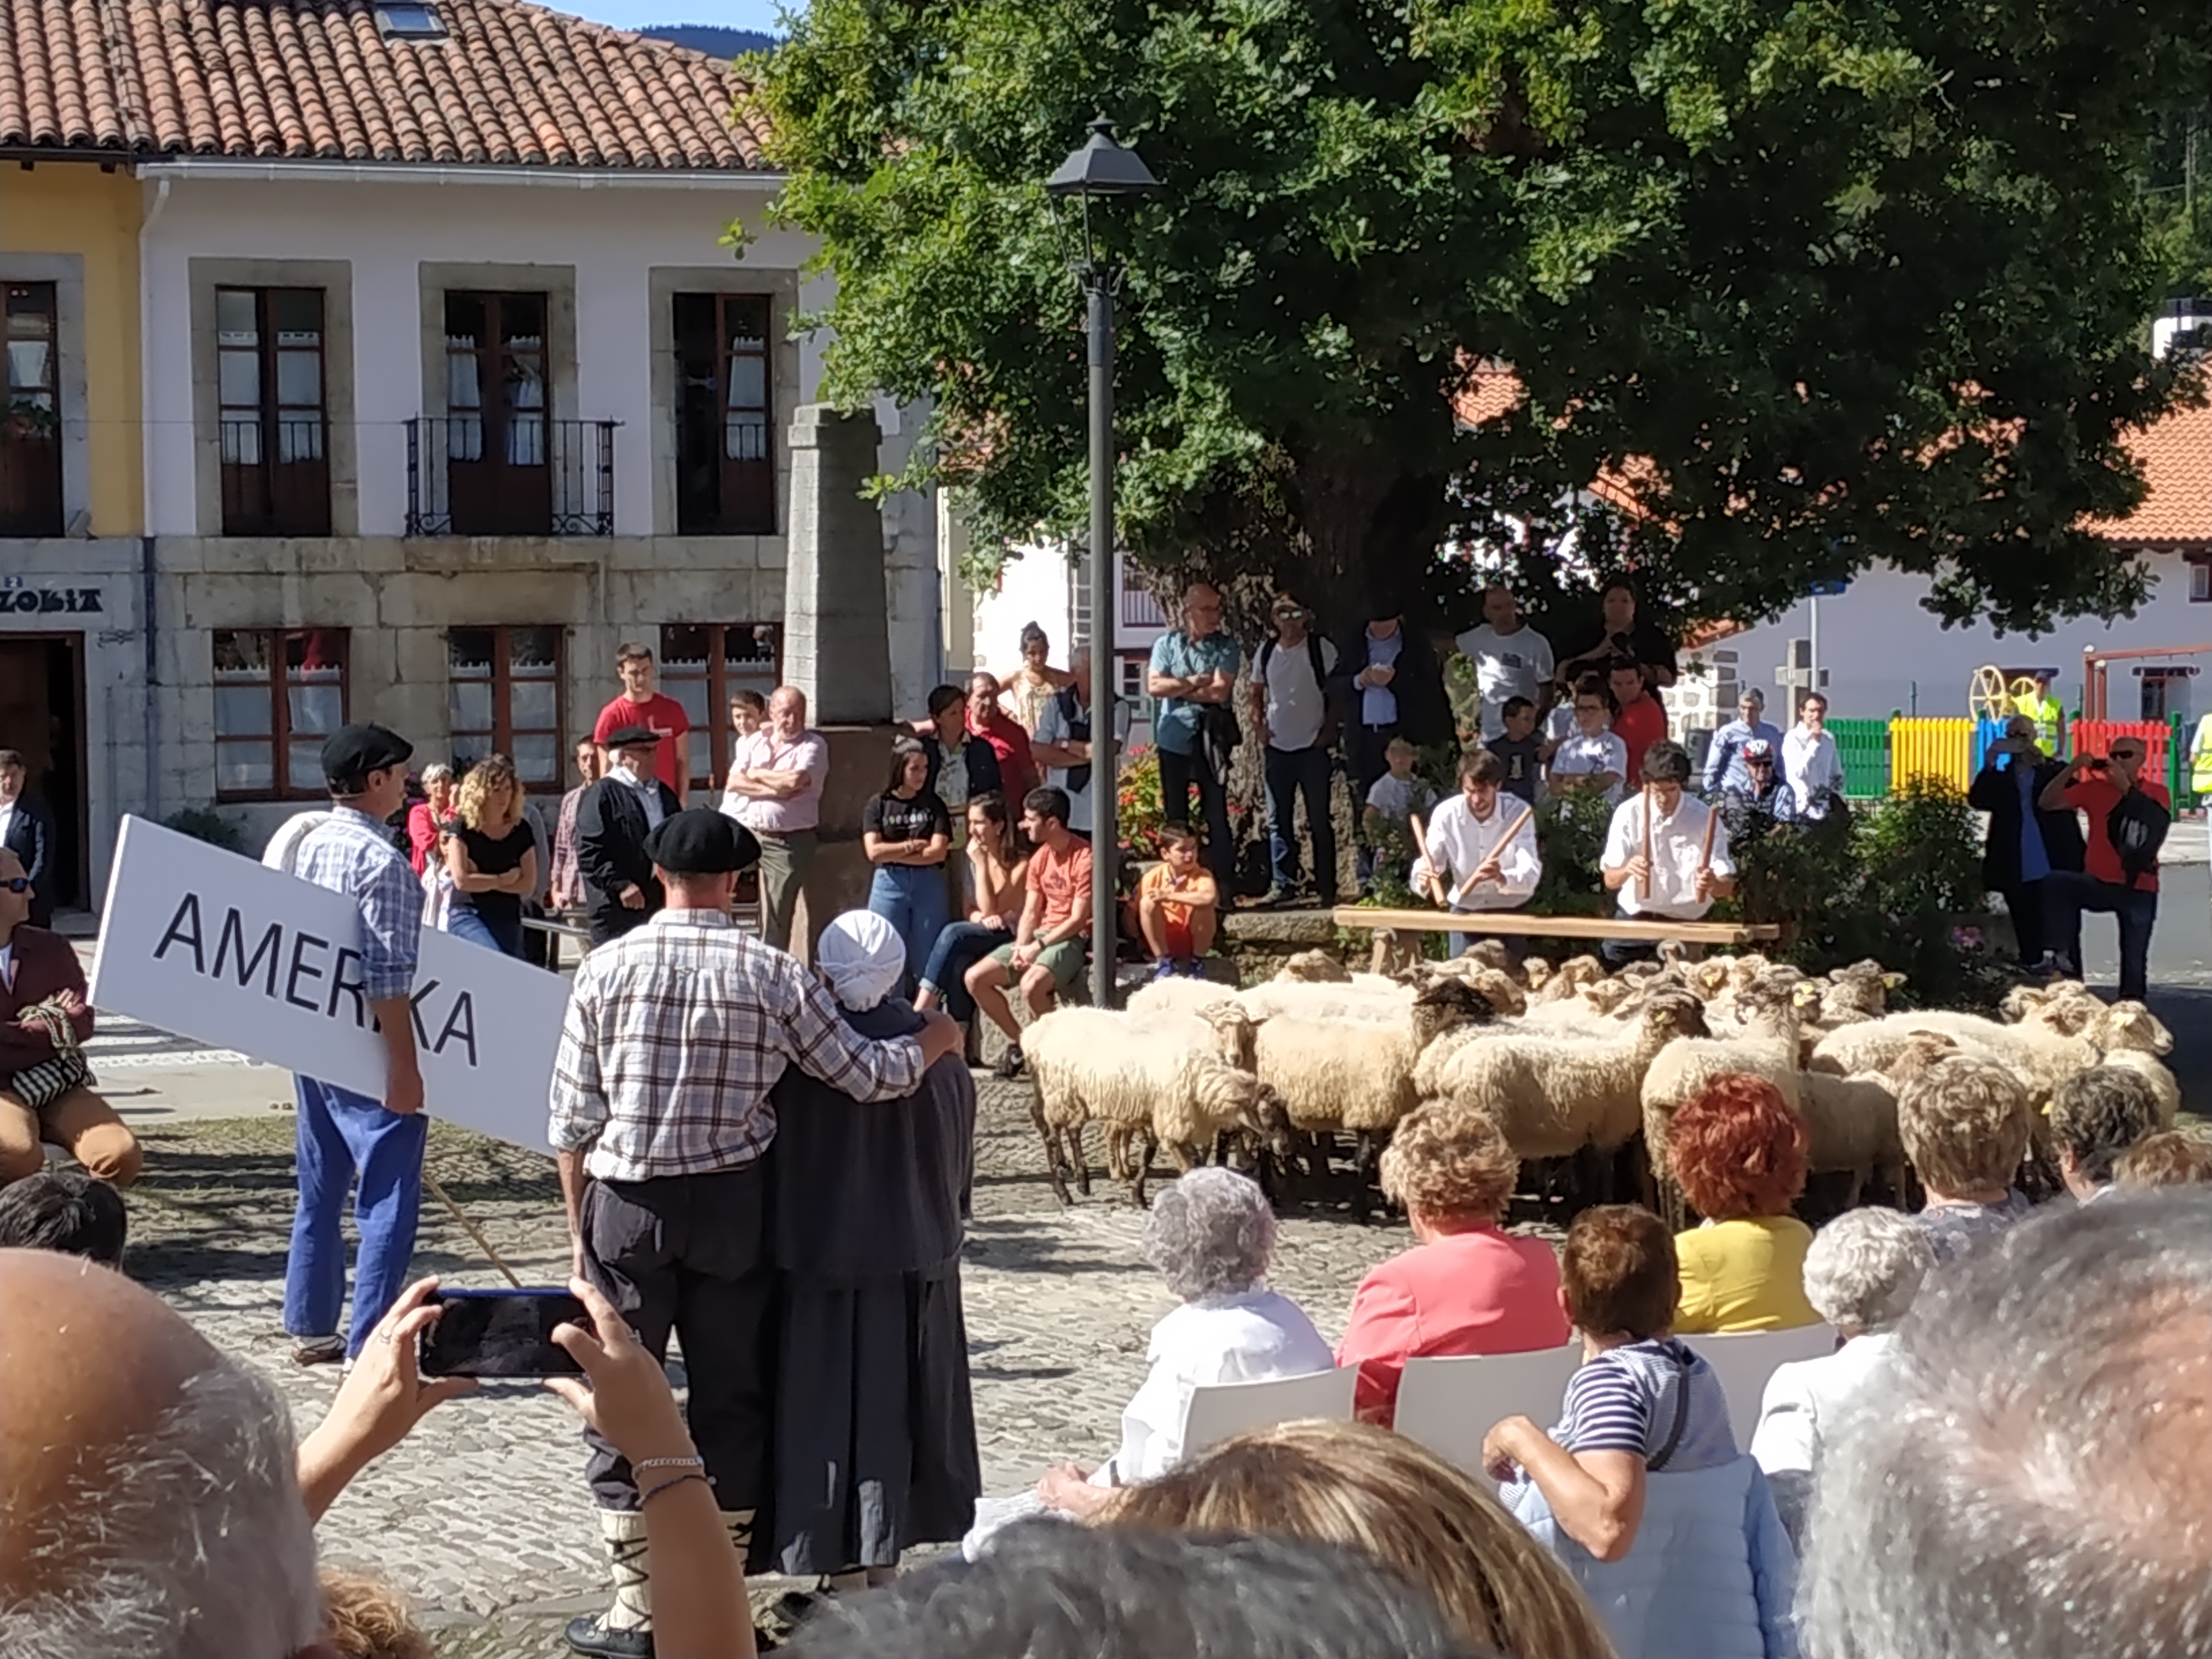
[0,878,29,894]
[1274,608,1302,620]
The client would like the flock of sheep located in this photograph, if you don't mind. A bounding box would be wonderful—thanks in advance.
[1018,943,2178,1222]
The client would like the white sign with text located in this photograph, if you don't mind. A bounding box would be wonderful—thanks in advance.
[90,815,566,1151]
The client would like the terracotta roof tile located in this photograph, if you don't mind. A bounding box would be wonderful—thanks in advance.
[2088,399,2212,551]
[0,0,763,169]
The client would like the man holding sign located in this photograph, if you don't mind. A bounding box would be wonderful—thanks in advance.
[1408,750,1541,958]
[283,723,426,1369]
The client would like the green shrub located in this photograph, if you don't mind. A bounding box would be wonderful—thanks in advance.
[1720,778,2005,1009]
[1531,787,1615,917]
[162,807,247,855]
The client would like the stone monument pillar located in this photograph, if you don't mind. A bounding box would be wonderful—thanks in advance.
[783,404,904,961]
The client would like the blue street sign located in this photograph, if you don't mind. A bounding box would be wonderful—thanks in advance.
[1808,580,1849,597]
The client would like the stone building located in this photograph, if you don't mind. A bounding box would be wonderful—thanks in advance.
[0,0,942,893]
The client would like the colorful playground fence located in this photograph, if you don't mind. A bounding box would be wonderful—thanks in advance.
[1835,713,2194,804]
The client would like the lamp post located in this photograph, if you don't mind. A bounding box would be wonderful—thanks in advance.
[1047,116,1156,1013]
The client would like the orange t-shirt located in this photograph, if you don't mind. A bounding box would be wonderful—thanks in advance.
[1140,860,1212,928]
[1029,835,1094,933]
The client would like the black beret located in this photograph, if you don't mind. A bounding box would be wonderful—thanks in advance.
[321,723,414,789]
[602,724,663,748]
[645,808,760,875]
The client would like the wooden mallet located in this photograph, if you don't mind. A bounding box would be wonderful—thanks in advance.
[1693,801,1719,898]
[1454,804,1537,902]
[1409,811,1445,906]
[1638,785,1653,901]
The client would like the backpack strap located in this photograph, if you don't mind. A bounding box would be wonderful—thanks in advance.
[1646,1351,1694,1473]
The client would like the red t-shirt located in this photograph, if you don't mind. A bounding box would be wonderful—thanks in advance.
[1611,694,1668,779]
[2065,774,2169,892]
[971,708,1039,802]
[1029,834,1094,934]
[593,693,690,794]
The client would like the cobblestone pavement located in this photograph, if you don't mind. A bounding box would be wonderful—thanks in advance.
[122,1072,1416,1656]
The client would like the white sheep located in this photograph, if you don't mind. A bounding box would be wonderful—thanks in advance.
[1794,1072,1908,1209]
[1642,977,1806,1218]
[1237,977,1412,1026]
[2095,1001,2179,1126]
[1125,975,1240,1020]
[1812,1010,2095,1103]
[1022,1007,1281,1206]
[1276,950,1352,983]
[1252,978,1494,1185]
[1418,992,1708,1168]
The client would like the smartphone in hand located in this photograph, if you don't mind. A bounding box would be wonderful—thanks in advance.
[420,1287,589,1379]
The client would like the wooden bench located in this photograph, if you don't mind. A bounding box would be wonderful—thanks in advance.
[1329,906,1782,973]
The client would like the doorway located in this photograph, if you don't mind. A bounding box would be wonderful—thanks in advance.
[0,634,85,911]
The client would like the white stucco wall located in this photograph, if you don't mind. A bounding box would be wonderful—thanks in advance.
[138,169,808,539]
[1697,557,2205,724]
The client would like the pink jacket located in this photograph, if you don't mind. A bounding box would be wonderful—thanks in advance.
[1335,1224,1570,1422]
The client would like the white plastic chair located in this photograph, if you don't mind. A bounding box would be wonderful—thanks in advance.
[1391,1345,1583,1483]
[1682,1325,1838,1447]
[1178,1366,1359,1458]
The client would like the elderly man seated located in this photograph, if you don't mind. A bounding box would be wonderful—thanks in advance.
[1749,1207,1933,1545]
[1801,1190,2212,1659]
[1025,1167,1333,1520]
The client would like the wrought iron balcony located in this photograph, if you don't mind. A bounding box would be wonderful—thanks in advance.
[405,416,616,537]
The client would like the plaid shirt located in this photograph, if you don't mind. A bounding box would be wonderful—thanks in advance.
[548,909,927,1181]
[292,805,421,1001]
[550,784,588,908]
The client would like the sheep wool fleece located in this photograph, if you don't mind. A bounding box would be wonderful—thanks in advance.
[1509,1455,1799,1659]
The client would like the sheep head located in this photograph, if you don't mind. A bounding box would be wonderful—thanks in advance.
[1583,979,1636,1016]
[1690,960,1734,1000]
[1460,937,1514,975]
[2027,984,2108,1037]
[1411,975,1496,1047]
[1735,973,1804,1035]
[1248,1083,1297,1161]
[1641,989,1709,1042]
[2100,1001,2174,1057]
[1464,967,1527,1018]
[1883,1031,1960,1088]
[1277,950,1352,984]
[1522,957,1556,994]
[1559,955,1604,988]
[1197,1000,1259,1068]
[1191,1057,1267,1126]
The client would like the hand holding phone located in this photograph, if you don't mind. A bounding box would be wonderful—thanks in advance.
[2085,757,2111,773]
[543,1277,698,1471]
[420,1287,591,1379]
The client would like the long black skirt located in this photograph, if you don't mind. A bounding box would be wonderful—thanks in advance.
[763,1259,980,1577]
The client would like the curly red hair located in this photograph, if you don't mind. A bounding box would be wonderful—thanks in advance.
[1667,1073,1808,1220]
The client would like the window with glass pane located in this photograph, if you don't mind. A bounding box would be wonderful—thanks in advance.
[213,628,349,799]
[217,286,329,536]
[658,622,781,786]
[444,292,551,534]
[673,293,775,535]
[448,625,565,787]
[2,282,63,537]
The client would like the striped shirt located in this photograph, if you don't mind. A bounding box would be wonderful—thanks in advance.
[551,785,588,908]
[291,805,422,1001]
[547,908,927,1181]
[1553,1338,1737,1470]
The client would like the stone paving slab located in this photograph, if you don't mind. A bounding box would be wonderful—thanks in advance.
[120,1071,1417,1656]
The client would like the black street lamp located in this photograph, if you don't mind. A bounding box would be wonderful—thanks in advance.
[1047,116,1156,1013]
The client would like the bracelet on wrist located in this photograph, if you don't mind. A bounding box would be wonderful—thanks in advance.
[638,1469,714,1508]
[630,1453,705,1475]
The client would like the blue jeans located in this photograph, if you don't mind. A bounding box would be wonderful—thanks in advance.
[284,1077,428,1358]
[919,920,1009,1021]
[2044,870,2156,1001]
[869,863,952,989]
[1264,743,1338,896]
[446,901,524,957]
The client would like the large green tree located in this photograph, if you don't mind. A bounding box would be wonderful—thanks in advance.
[756,0,2212,636]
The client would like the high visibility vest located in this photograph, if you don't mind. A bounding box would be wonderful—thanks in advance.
[2192,713,2212,794]
[2018,692,2063,752]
